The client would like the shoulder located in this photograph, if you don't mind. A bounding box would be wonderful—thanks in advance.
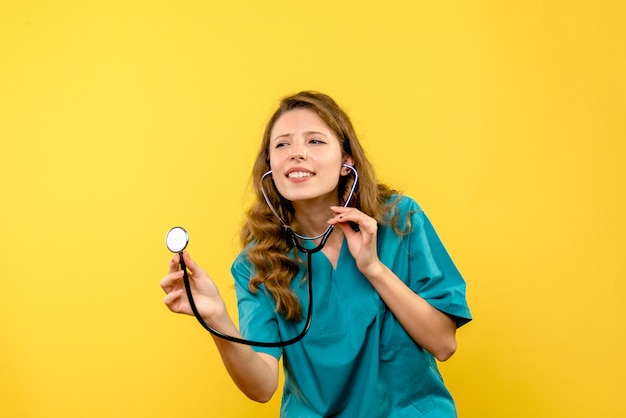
[386,194,423,213]
[230,249,254,280]
[232,248,249,267]
[383,194,426,227]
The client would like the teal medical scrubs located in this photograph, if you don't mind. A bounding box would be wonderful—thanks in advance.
[232,196,472,417]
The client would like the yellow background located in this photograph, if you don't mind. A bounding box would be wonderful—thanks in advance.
[1,1,624,417]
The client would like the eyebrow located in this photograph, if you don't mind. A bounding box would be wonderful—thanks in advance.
[271,131,329,142]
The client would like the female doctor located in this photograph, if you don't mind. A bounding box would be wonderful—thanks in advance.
[160,91,472,417]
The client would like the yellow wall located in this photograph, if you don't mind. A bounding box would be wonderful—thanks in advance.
[1,1,624,417]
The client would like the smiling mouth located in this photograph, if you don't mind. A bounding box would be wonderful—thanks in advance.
[287,171,314,179]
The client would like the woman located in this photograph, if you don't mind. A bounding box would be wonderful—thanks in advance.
[160,91,472,417]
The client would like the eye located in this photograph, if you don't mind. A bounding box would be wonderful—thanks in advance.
[274,141,289,149]
[309,138,326,145]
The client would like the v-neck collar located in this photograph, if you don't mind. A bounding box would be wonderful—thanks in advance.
[317,235,347,272]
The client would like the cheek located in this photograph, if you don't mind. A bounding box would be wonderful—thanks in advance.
[269,158,283,176]
[268,147,287,167]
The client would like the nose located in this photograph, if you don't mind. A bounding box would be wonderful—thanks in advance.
[289,143,307,161]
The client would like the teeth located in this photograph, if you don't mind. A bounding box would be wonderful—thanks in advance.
[288,171,312,179]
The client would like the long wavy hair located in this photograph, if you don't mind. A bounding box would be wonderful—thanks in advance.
[240,91,400,320]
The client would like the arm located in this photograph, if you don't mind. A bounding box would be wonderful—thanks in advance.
[160,252,279,401]
[328,207,457,362]
[360,262,457,361]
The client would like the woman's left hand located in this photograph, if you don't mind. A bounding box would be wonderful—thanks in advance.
[328,206,382,276]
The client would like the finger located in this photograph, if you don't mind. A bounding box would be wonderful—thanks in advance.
[354,216,377,235]
[335,220,359,239]
[328,207,357,225]
[329,205,352,216]
[182,252,206,277]
[160,270,184,293]
[168,253,181,273]
[337,216,378,242]
[163,288,185,310]
[329,206,369,221]
[329,209,368,230]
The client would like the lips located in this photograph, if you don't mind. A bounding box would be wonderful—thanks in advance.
[288,171,313,179]
[286,168,315,179]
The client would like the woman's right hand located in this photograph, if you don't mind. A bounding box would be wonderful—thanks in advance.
[160,252,226,322]
[160,252,281,402]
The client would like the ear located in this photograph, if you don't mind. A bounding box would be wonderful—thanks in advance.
[341,155,354,176]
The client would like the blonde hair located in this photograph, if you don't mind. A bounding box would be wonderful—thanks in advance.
[240,91,399,320]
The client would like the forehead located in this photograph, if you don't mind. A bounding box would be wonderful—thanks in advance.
[270,108,333,138]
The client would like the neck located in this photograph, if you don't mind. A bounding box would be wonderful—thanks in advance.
[291,197,338,238]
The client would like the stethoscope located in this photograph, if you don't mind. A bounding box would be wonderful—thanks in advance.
[165,164,359,347]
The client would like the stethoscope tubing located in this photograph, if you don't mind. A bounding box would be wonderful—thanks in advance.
[181,164,358,347]
[180,249,315,347]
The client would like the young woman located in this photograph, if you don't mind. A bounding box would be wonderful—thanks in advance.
[160,91,472,417]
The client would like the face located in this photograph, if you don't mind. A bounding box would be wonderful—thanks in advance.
[268,108,352,205]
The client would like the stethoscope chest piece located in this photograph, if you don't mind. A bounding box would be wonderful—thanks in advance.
[166,226,189,253]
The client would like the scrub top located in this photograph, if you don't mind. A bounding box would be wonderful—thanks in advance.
[231,195,472,417]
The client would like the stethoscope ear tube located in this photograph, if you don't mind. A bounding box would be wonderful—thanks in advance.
[260,164,359,242]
